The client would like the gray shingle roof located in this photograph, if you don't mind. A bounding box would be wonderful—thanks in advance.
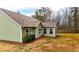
[0,8,56,28]
[42,22,56,27]
[0,8,41,27]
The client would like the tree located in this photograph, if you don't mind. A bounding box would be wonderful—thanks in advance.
[33,7,53,21]
[69,7,78,32]
[56,7,70,32]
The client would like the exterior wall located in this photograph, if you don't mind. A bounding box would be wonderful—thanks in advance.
[43,28,56,37]
[0,10,22,42]
[22,27,35,37]
[35,24,43,38]
[22,27,56,38]
[35,24,56,38]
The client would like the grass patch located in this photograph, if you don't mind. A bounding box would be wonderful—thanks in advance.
[0,34,79,52]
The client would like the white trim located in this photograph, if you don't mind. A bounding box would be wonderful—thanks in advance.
[20,26,22,43]
[0,10,21,27]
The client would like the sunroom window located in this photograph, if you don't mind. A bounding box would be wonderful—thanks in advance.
[26,28,28,35]
[44,28,46,34]
[50,28,53,34]
[39,29,41,34]
[26,29,28,33]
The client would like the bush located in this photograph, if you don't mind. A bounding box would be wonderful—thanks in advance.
[22,35,35,42]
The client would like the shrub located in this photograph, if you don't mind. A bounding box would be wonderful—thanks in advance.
[22,35,35,42]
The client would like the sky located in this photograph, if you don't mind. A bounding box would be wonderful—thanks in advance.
[0,0,79,16]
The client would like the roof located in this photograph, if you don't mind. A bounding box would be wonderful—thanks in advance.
[0,8,41,27]
[42,22,56,27]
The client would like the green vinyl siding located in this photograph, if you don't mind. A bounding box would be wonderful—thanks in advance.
[0,11,22,42]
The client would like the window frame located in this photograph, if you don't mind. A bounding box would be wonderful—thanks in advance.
[44,28,46,34]
[50,28,53,34]
[26,28,28,33]
[39,28,41,34]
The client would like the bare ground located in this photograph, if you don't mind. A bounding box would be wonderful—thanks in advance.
[0,34,79,52]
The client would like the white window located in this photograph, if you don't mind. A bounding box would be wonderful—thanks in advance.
[39,29,41,34]
[50,28,53,34]
[44,28,46,34]
[26,28,32,35]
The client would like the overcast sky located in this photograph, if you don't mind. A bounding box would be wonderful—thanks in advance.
[0,0,79,16]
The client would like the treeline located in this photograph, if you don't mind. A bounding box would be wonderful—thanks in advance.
[32,7,79,33]
[56,7,79,33]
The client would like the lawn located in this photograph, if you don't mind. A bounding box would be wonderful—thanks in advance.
[0,33,79,52]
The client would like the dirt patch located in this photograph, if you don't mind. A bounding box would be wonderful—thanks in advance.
[0,34,79,52]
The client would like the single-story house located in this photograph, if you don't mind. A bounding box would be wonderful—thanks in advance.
[0,8,56,43]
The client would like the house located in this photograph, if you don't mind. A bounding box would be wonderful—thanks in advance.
[0,8,56,43]
[42,22,56,37]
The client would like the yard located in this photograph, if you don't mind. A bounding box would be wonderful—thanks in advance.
[0,33,79,52]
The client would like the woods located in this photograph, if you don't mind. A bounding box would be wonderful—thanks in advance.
[33,7,79,33]
[56,7,79,33]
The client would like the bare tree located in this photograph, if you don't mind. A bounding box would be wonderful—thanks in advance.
[33,7,53,21]
[56,7,79,33]
[69,7,78,32]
